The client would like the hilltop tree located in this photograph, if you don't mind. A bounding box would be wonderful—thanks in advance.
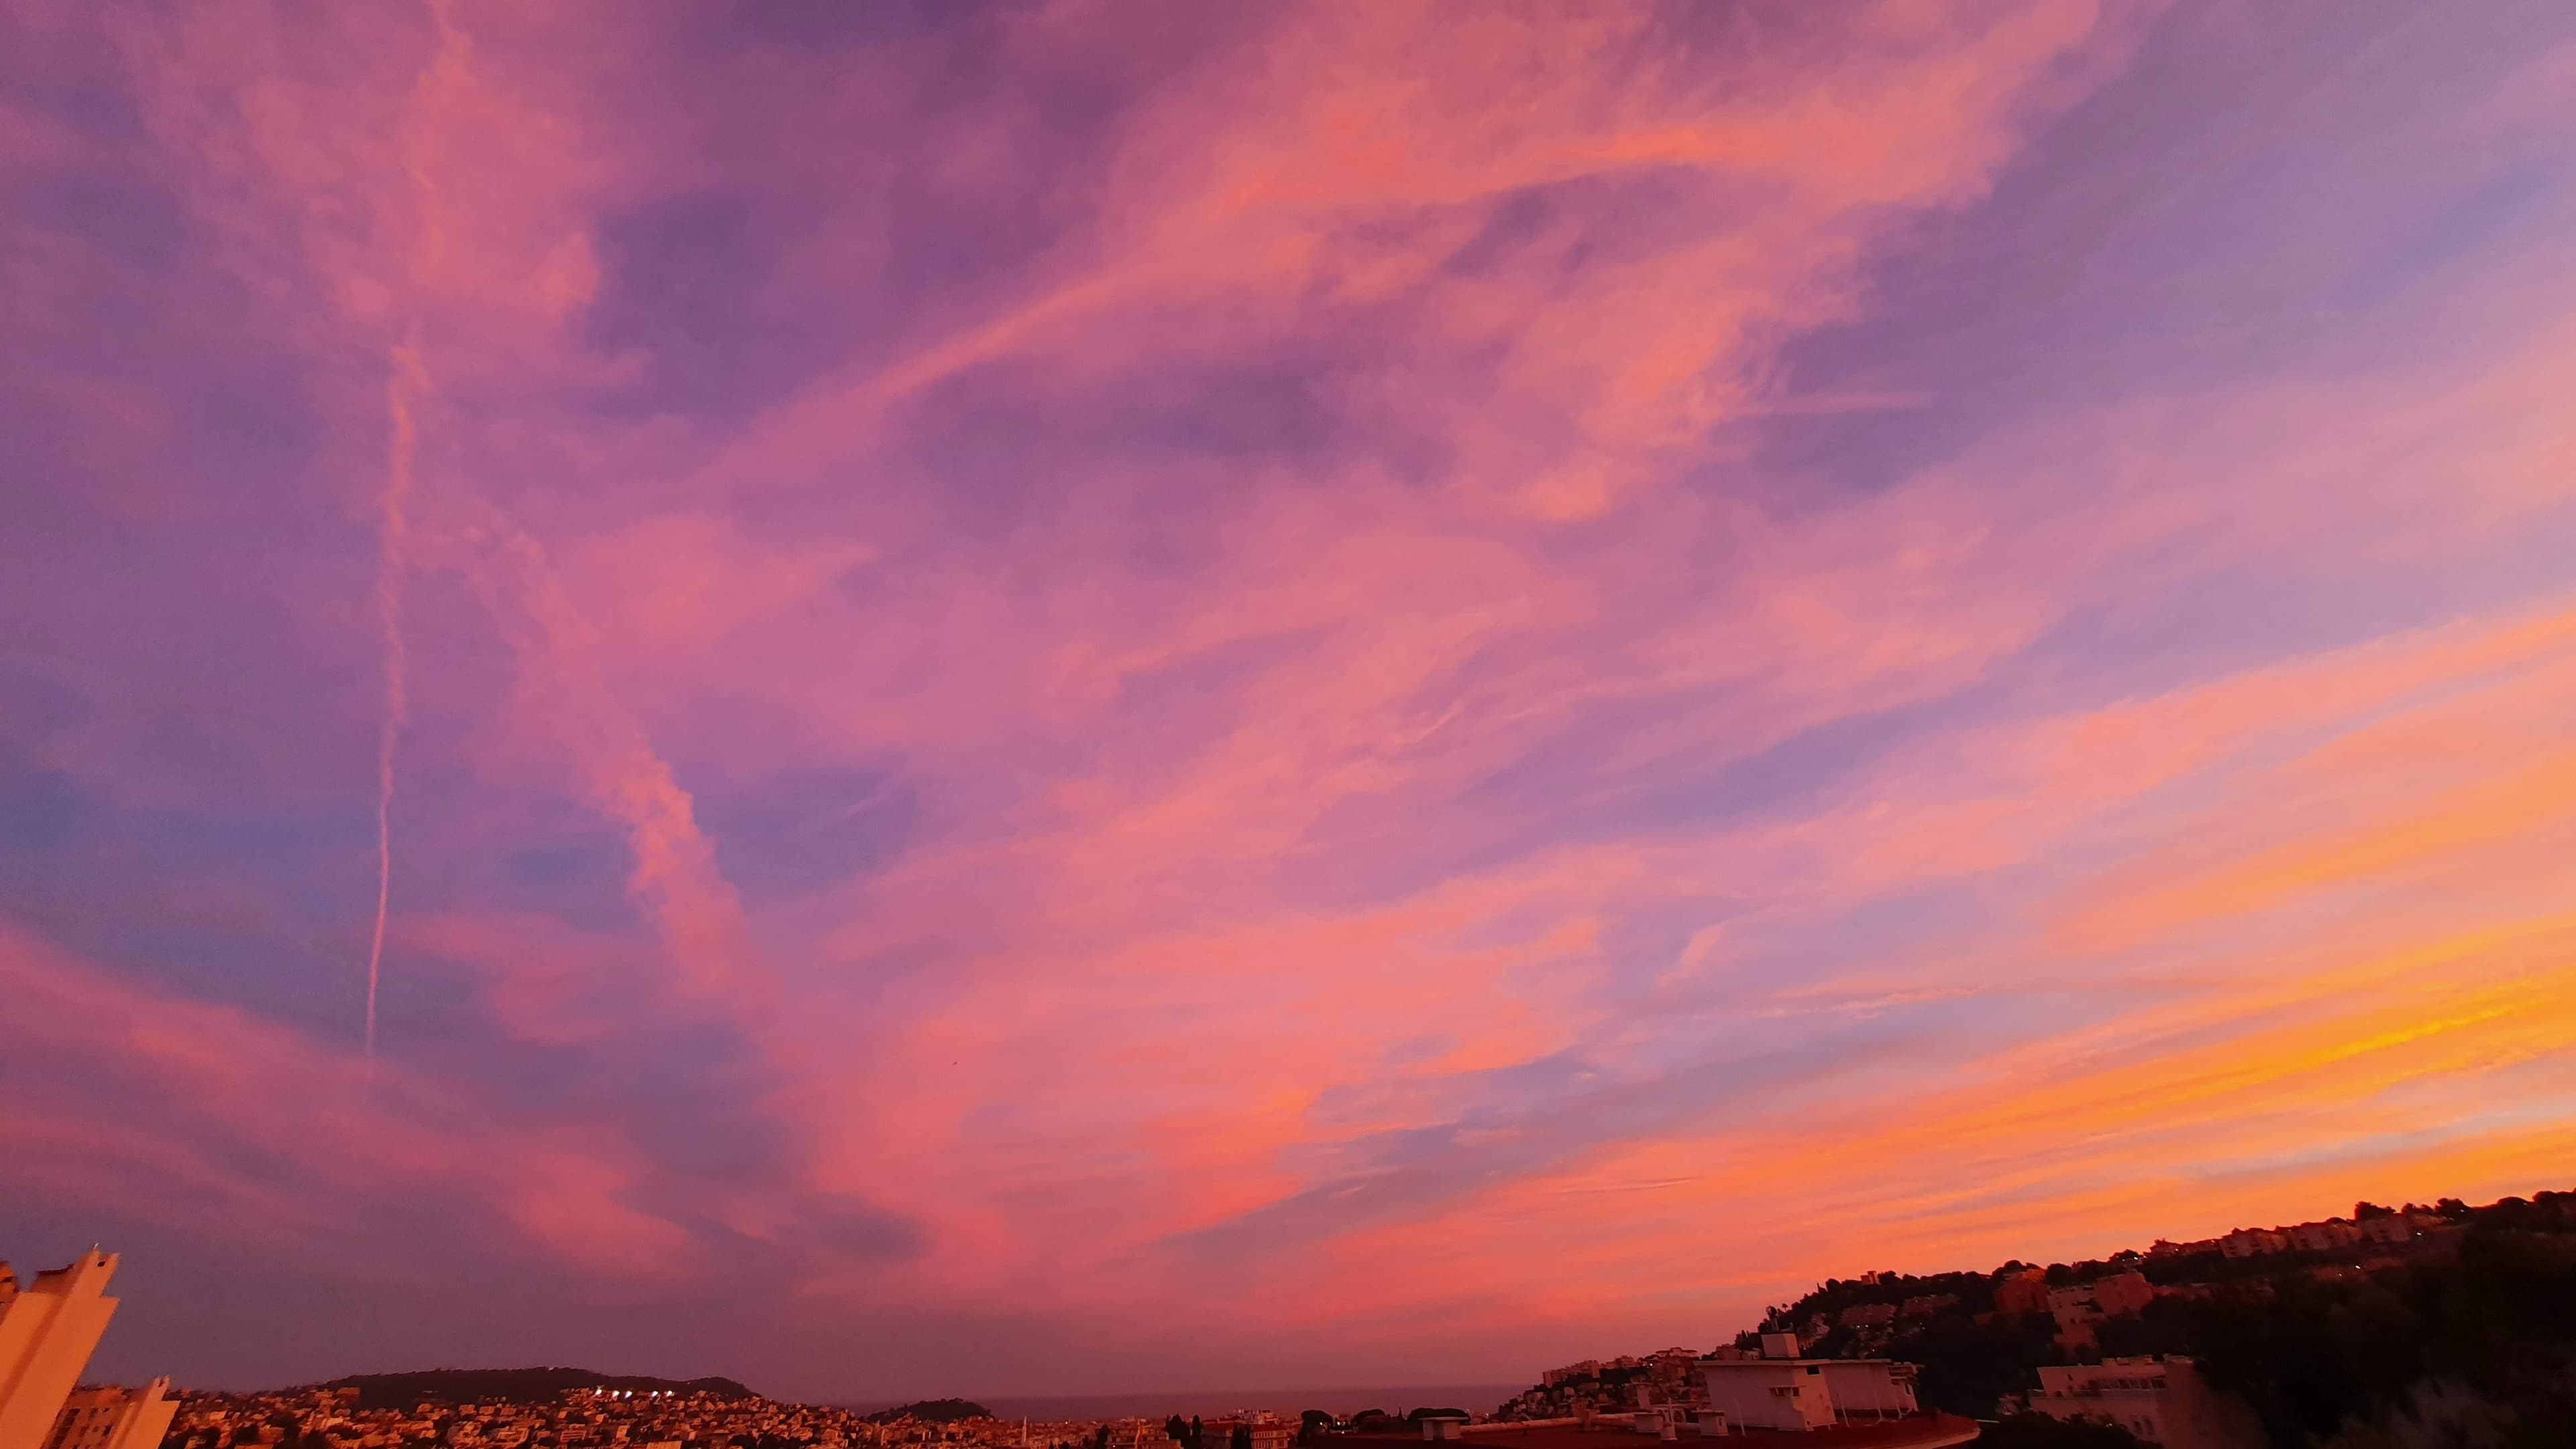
[1886,1311,2065,1417]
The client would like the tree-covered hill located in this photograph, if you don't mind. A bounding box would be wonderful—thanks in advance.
[863,1401,994,1425]
[1762,1189,2576,1445]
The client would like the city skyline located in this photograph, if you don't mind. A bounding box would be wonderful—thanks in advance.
[9,0,2576,1406]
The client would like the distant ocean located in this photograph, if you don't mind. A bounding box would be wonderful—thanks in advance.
[843,1387,1525,1424]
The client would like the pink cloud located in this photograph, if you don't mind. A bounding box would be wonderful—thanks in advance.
[0,921,697,1278]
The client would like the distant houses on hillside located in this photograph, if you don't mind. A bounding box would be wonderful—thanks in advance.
[1495,1191,2565,1443]
[2147,1205,2451,1260]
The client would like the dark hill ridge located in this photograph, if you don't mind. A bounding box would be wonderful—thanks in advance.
[317,1368,757,1411]
[863,1401,993,1424]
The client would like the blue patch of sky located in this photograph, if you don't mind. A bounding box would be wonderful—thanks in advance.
[696,763,914,900]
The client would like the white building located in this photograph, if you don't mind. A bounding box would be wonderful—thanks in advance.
[2029,1357,2263,1449]
[1815,1364,1916,1422]
[1,1253,125,1449]
[1693,1338,1917,1433]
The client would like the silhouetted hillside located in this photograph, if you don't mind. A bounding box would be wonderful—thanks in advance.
[2100,1226,2576,1446]
[863,1401,994,1424]
[318,1368,757,1411]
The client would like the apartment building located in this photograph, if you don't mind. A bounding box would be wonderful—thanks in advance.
[1692,1336,1917,1434]
[2029,1357,2262,1449]
[44,1383,176,1449]
[0,1253,125,1449]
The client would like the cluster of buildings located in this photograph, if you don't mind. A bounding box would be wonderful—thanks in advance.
[1,1252,177,1449]
[1990,1267,2155,1353]
[1497,1340,1933,1438]
[2148,1208,2449,1260]
[1490,1210,2481,1444]
[160,1389,1170,1449]
[0,1250,1155,1449]
[1786,1293,1960,1357]
[162,1384,895,1449]
[1167,1417,1291,1449]
[1496,1323,2273,1444]
[1510,1350,1703,1419]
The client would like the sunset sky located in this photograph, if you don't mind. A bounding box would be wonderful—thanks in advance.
[7,0,2576,1404]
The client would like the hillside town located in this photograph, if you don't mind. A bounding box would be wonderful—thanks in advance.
[7,1189,2574,1449]
[149,1385,1171,1449]
[1498,1203,2472,1411]
[1489,1191,2563,1445]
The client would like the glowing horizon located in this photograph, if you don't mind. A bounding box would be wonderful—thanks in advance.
[6,0,2576,1402]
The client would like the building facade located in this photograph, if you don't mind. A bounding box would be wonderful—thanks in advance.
[44,1381,176,1449]
[1693,1342,1917,1434]
[2029,1357,2263,1449]
[0,1253,124,1449]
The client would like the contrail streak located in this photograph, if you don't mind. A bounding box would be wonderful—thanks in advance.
[367,343,426,1057]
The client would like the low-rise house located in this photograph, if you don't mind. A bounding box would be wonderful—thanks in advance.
[2029,1357,2263,1449]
